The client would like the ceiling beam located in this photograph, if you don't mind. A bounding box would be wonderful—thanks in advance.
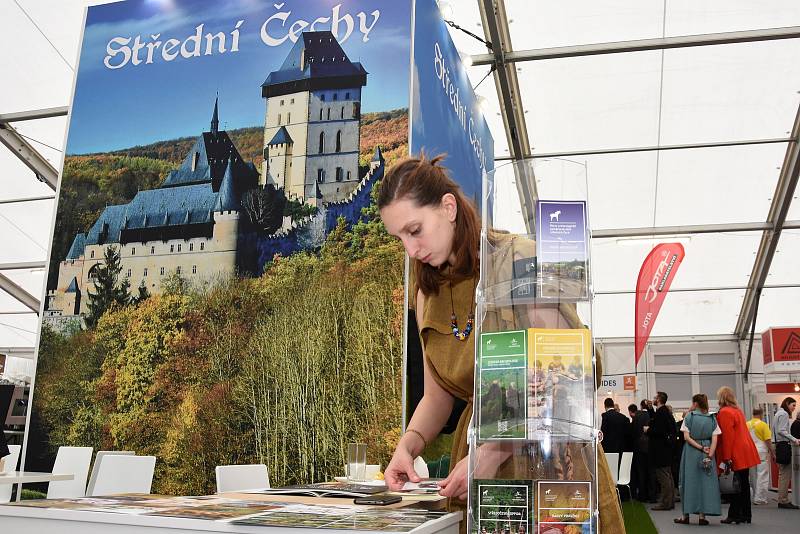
[478,0,536,232]
[593,220,800,239]
[595,283,800,296]
[495,136,792,160]
[735,104,800,339]
[0,346,35,360]
[0,272,39,314]
[0,106,69,123]
[0,195,54,206]
[0,121,58,190]
[472,26,800,66]
[0,261,46,271]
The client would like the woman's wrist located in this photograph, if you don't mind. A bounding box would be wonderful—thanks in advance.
[403,428,427,456]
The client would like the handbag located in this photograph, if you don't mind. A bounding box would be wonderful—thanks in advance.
[776,441,792,465]
[718,464,740,495]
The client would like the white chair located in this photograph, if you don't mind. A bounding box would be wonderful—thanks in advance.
[617,452,633,501]
[89,455,156,496]
[215,464,270,493]
[86,451,134,497]
[47,446,93,499]
[0,445,21,503]
[604,452,619,485]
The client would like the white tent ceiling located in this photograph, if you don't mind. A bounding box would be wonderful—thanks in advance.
[1,0,799,348]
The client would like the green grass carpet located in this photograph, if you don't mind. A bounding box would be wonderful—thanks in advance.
[622,500,658,534]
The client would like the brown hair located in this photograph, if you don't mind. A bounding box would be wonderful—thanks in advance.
[377,154,480,296]
[717,386,738,408]
[692,393,709,411]
[780,397,797,412]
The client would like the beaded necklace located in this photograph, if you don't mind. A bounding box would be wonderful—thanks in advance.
[449,278,476,341]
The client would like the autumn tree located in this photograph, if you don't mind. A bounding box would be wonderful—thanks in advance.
[86,245,131,327]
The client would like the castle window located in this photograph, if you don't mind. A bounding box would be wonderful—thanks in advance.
[318,131,325,154]
[335,167,343,182]
[160,267,165,276]
[353,102,360,119]
[192,151,200,171]
[320,93,325,102]
[189,243,194,252]
[290,98,295,104]
[177,244,182,252]
[192,265,197,274]
[333,93,338,101]
[200,242,205,251]
[151,246,155,254]
[327,108,331,120]
[280,99,284,106]
[126,269,131,278]
[176,266,182,275]
[287,112,291,124]
[341,107,344,119]
[88,264,100,280]
[277,113,282,126]
[170,244,174,253]
[347,170,351,180]
[143,268,148,277]
[317,169,324,183]
[319,108,323,120]
[131,247,136,255]
[345,92,350,99]
[335,130,342,152]
[90,250,95,259]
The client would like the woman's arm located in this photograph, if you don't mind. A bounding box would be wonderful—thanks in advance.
[715,409,733,463]
[709,434,718,458]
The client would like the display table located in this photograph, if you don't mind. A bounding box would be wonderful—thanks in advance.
[0,492,461,534]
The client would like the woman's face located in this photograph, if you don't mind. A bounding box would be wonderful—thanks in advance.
[380,194,457,267]
[790,402,797,414]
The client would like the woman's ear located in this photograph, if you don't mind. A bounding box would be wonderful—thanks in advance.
[441,193,457,222]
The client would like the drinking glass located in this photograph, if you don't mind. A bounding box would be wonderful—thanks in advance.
[347,443,367,482]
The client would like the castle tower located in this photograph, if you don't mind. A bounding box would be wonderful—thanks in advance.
[261,31,367,204]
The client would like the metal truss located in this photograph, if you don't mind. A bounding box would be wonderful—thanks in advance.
[0,272,39,313]
[593,220,800,239]
[0,346,35,359]
[0,106,68,191]
[471,26,800,66]
[0,261,46,270]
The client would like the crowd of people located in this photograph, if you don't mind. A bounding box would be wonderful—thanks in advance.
[600,389,800,526]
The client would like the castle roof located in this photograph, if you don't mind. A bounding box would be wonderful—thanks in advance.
[268,126,293,145]
[214,159,238,212]
[262,31,367,98]
[65,277,79,294]
[66,233,86,260]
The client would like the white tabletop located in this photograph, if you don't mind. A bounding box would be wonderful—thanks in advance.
[0,471,74,484]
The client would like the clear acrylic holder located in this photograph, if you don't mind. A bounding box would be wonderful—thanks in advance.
[467,159,599,534]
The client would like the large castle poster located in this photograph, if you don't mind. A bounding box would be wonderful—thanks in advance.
[30,0,413,494]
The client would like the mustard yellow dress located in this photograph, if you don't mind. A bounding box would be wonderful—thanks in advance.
[417,237,624,534]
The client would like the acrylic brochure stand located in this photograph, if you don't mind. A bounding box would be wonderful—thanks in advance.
[468,159,599,534]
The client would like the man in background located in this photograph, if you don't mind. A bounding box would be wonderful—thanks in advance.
[601,397,631,455]
[747,407,774,504]
[647,391,675,510]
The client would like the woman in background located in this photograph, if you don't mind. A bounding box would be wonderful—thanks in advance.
[715,386,759,524]
[675,393,720,525]
[772,397,799,509]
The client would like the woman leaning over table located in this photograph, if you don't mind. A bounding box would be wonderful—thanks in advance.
[674,393,721,526]
[715,386,759,525]
[377,154,624,534]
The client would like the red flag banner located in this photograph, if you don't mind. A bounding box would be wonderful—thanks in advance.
[634,243,685,366]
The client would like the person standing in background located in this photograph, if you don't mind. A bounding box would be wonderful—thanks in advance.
[631,402,652,502]
[747,408,774,505]
[648,391,676,511]
[601,397,631,455]
[772,397,799,509]
[716,386,760,524]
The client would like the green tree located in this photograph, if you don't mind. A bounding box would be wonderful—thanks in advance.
[86,245,131,327]
[134,280,151,304]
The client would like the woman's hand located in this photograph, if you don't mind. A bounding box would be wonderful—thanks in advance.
[438,456,469,501]
[702,446,711,455]
[384,447,421,491]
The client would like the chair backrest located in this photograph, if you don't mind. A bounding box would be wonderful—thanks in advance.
[86,451,135,497]
[604,452,620,485]
[89,455,156,496]
[215,464,270,493]
[47,446,93,499]
[0,445,22,504]
[617,452,633,485]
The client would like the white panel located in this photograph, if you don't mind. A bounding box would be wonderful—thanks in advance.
[766,230,800,286]
[659,41,800,146]
[753,286,800,332]
[0,201,53,263]
[506,0,664,50]
[0,150,54,201]
[0,313,39,347]
[521,51,662,154]
[592,289,745,338]
[665,0,800,37]
[0,269,46,301]
[591,232,759,292]
[12,116,69,171]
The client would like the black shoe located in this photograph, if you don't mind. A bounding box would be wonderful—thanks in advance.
[778,503,800,509]
[652,505,674,511]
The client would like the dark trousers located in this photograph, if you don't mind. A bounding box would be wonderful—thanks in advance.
[726,470,752,521]
[632,451,652,501]
[654,466,675,509]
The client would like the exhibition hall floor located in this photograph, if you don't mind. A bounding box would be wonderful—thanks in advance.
[648,494,798,532]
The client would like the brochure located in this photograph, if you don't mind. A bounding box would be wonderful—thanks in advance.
[527,328,594,442]
[536,481,592,533]
[535,200,589,300]
[478,330,528,440]
[472,479,532,534]
[245,482,388,498]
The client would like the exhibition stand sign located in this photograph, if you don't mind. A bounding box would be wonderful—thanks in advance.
[762,327,800,373]
[25,0,457,497]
